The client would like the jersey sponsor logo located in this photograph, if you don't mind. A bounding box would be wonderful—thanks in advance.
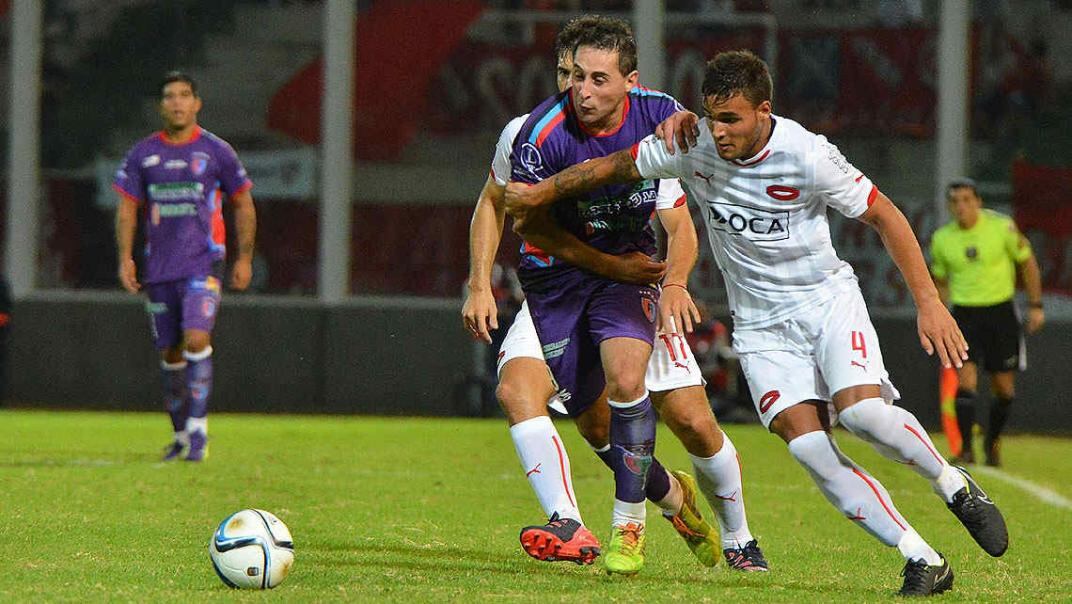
[822,142,854,175]
[759,389,781,413]
[164,159,188,170]
[191,152,210,176]
[142,154,161,168]
[766,185,800,201]
[148,181,205,202]
[150,202,198,225]
[707,202,790,241]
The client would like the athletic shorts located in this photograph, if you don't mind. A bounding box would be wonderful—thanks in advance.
[734,288,900,429]
[953,301,1026,373]
[498,300,704,416]
[144,274,223,350]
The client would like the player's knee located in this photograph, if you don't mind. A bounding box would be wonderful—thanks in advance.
[837,398,889,443]
[184,332,211,353]
[495,381,544,419]
[605,376,646,402]
[664,405,716,441]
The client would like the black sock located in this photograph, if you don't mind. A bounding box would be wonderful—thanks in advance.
[987,396,1013,446]
[954,389,976,452]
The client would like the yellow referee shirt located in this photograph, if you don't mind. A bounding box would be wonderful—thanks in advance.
[929,210,1033,307]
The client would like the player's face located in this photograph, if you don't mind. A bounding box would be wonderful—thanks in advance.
[702,93,772,160]
[571,45,638,132]
[948,187,983,227]
[159,81,202,130]
[556,52,573,93]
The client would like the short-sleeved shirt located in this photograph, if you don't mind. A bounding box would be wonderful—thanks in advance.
[929,210,1033,307]
[632,115,878,330]
[491,111,686,260]
[113,127,252,284]
[509,87,684,287]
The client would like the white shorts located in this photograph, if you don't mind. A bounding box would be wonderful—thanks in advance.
[498,301,704,414]
[734,288,900,429]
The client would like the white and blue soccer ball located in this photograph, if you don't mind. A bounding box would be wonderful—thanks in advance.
[209,509,294,589]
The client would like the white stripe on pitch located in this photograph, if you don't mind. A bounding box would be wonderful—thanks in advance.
[972,466,1072,510]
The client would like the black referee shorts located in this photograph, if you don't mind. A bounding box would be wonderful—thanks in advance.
[952,300,1025,373]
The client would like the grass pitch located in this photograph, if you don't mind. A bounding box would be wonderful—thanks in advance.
[1,410,1070,602]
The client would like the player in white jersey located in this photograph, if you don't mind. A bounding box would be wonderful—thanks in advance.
[505,50,1009,596]
[462,20,765,571]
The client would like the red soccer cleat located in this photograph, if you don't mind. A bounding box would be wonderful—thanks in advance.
[519,513,601,565]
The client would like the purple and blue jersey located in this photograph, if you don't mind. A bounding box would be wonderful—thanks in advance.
[509,86,682,283]
[113,127,252,284]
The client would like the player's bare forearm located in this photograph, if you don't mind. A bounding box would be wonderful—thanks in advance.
[1019,254,1043,304]
[933,277,951,307]
[514,207,601,269]
[657,205,698,287]
[860,193,939,306]
[552,149,642,201]
[231,191,257,262]
[467,176,507,293]
[114,197,138,261]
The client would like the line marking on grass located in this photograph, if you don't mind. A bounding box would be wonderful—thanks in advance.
[972,466,1072,511]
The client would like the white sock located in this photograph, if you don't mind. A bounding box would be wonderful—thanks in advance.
[510,416,582,523]
[897,528,943,565]
[186,416,207,435]
[933,464,969,503]
[612,499,646,528]
[175,431,190,446]
[838,398,948,481]
[689,434,754,549]
[787,431,912,547]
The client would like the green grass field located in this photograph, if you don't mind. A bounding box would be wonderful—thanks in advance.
[2,410,1070,602]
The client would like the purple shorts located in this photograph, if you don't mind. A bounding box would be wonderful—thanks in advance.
[525,273,658,417]
[145,275,222,349]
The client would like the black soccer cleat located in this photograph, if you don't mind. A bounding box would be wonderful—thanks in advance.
[898,555,954,597]
[947,466,1009,557]
[723,539,769,572]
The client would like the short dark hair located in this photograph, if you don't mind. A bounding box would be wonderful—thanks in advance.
[701,50,772,107]
[569,15,637,76]
[946,177,980,198]
[554,15,602,61]
[160,71,198,98]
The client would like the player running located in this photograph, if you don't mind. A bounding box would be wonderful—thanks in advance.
[114,71,256,462]
[505,50,1008,596]
[465,17,765,575]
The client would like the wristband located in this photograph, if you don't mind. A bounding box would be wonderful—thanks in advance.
[663,283,689,293]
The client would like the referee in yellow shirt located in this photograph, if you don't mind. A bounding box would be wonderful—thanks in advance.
[929,178,1044,467]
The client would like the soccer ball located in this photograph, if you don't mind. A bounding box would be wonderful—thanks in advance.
[209,509,294,589]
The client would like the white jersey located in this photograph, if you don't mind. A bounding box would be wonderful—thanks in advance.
[633,115,877,330]
[492,114,686,209]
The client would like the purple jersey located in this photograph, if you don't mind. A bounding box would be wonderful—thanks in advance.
[113,127,252,284]
[510,86,682,283]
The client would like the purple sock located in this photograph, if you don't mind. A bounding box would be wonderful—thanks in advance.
[596,447,671,503]
[609,395,657,504]
[161,362,187,433]
[184,348,213,422]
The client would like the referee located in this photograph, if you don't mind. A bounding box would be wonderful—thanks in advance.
[929,178,1044,467]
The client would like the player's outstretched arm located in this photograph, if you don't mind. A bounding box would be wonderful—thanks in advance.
[229,190,257,291]
[859,191,968,369]
[654,110,701,155]
[115,196,141,293]
[503,148,643,223]
[512,208,666,286]
[1018,253,1045,333]
[463,175,507,344]
[656,204,701,333]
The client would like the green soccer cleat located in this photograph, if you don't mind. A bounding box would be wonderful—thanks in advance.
[663,470,720,567]
[604,522,645,576]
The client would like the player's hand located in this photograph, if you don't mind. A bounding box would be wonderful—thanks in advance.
[658,284,701,334]
[916,297,968,369]
[118,258,140,293]
[599,252,667,285]
[230,258,252,291]
[1026,307,1045,334]
[504,181,549,216]
[655,111,701,155]
[462,286,498,344]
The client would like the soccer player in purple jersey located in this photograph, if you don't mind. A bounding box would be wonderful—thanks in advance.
[465,17,766,574]
[503,18,763,576]
[114,72,256,462]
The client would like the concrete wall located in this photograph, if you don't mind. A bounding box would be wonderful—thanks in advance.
[5,293,1070,433]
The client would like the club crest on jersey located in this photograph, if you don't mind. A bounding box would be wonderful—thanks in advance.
[191,152,210,176]
[708,202,790,241]
[518,143,544,177]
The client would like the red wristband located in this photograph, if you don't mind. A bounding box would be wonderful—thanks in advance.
[663,283,688,292]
